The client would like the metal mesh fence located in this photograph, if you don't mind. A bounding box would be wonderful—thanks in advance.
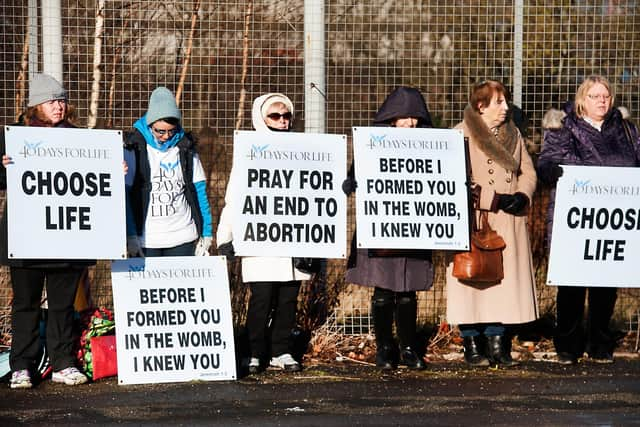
[1,0,639,340]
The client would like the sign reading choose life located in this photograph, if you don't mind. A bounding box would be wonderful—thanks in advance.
[352,127,469,250]
[230,130,347,258]
[4,126,126,259]
[547,165,640,287]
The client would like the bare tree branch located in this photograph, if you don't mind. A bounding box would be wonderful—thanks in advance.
[235,0,253,130]
[107,13,131,129]
[87,0,106,129]
[15,30,29,121]
[176,0,201,106]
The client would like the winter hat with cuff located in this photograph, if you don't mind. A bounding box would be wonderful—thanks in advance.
[251,93,294,132]
[28,73,67,107]
[259,93,294,121]
[146,86,181,125]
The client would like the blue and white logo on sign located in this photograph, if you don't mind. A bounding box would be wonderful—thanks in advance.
[368,134,386,149]
[248,144,269,159]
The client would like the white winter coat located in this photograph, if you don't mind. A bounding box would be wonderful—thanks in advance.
[216,93,310,283]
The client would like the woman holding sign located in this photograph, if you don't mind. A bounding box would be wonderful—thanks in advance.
[1,73,89,388]
[217,93,311,374]
[344,86,433,370]
[124,86,213,258]
[446,79,538,367]
[538,75,640,364]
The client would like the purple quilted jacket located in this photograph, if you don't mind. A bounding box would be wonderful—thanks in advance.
[537,103,640,244]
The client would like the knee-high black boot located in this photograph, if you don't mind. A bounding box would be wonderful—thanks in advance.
[371,290,396,370]
[486,335,519,367]
[395,293,426,370]
[463,336,490,367]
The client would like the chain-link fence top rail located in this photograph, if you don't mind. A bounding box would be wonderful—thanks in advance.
[1,1,639,335]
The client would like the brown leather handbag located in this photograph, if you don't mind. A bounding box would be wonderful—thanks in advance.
[452,210,506,283]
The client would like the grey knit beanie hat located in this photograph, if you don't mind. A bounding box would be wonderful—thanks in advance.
[28,73,67,107]
[145,87,181,125]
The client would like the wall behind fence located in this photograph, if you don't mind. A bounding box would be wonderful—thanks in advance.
[1,0,639,338]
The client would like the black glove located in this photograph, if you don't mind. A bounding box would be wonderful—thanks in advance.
[293,257,321,274]
[497,192,529,215]
[341,177,357,195]
[470,184,482,208]
[217,242,236,261]
[550,164,564,182]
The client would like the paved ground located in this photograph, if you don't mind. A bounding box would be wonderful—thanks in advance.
[1,356,640,426]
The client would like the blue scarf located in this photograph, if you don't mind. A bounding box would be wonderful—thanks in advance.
[133,115,185,152]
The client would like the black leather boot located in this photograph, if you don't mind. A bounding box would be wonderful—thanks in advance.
[372,292,396,370]
[395,294,426,370]
[463,336,490,367]
[399,347,426,370]
[376,344,396,370]
[486,335,519,367]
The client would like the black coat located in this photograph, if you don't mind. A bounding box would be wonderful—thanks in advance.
[345,86,434,292]
[373,86,433,128]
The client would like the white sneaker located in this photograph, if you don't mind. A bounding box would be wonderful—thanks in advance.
[248,357,261,374]
[52,367,88,385]
[269,353,301,372]
[10,370,32,389]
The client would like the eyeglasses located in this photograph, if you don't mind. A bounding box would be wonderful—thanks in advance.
[587,94,612,101]
[266,112,292,121]
[152,127,178,136]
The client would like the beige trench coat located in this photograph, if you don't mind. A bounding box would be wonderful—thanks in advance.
[446,121,539,325]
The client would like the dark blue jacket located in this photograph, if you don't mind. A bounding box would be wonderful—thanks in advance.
[538,104,639,184]
[537,104,640,244]
[124,129,204,237]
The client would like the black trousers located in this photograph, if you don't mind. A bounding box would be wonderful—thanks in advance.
[554,286,617,357]
[246,281,300,359]
[10,266,83,372]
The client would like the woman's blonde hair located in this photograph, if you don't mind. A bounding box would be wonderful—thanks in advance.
[574,75,615,118]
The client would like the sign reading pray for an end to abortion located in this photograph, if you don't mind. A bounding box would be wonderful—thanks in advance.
[230,130,347,258]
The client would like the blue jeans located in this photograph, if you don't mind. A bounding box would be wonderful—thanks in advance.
[459,323,505,337]
[143,240,196,257]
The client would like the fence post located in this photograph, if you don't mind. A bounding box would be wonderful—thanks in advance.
[41,0,64,82]
[304,0,326,133]
[512,0,524,107]
[28,0,39,79]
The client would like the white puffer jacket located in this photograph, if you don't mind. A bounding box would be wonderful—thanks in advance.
[216,93,310,282]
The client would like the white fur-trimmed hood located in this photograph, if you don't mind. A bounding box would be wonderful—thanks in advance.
[541,108,566,130]
[542,106,631,130]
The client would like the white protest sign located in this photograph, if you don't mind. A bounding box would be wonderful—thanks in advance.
[231,130,347,258]
[352,127,469,250]
[547,165,640,287]
[4,126,125,259]
[111,256,237,385]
